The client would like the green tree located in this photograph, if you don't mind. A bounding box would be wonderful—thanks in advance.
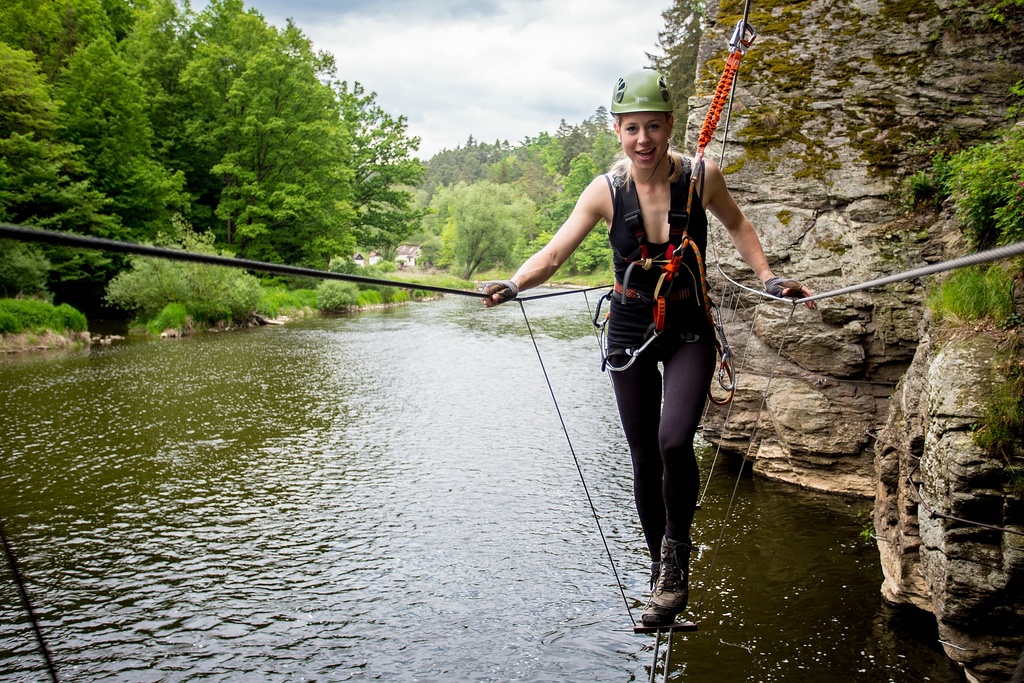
[0,42,120,305]
[0,239,50,297]
[0,0,115,81]
[57,37,185,240]
[651,0,705,147]
[551,153,612,275]
[338,81,425,258]
[432,181,533,280]
[0,43,114,232]
[180,1,356,266]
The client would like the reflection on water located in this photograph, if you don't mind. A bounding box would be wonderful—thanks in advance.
[1,293,961,682]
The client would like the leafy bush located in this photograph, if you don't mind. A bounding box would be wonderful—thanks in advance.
[0,240,50,297]
[357,289,382,307]
[56,303,88,332]
[940,126,1024,249]
[0,298,88,334]
[316,281,360,311]
[146,303,190,335]
[105,220,262,328]
[258,286,318,317]
[899,169,938,210]
[928,265,1016,325]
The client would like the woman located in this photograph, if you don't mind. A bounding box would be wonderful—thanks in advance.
[483,68,813,627]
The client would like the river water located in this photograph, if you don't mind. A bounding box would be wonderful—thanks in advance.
[1,292,962,682]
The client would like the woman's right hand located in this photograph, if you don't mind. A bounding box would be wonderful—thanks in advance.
[481,280,519,307]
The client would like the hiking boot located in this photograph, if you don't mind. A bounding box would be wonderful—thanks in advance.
[649,561,660,591]
[641,536,691,627]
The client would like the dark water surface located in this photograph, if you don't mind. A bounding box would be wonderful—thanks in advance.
[1,293,962,682]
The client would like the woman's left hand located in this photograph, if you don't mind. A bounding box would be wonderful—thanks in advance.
[764,276,816,309]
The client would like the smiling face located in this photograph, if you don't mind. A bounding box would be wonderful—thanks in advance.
[614,112,675,177]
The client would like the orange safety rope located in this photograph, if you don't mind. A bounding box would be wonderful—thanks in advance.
[698,50,745,154]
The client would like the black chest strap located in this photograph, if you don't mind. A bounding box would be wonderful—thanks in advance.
[616,157,694,258]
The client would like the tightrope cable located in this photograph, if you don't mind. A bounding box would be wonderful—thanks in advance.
[516,299,637,627]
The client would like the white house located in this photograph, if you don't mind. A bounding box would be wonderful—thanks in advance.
[395,244,421,269]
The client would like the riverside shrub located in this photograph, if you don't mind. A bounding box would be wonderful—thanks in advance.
[0,299,88,334]
[316,281,359,311]
[106,223,262,328]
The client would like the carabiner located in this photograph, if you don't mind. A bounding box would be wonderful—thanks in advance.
[728,19,757,54]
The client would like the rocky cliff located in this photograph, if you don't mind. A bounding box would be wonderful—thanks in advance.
[680,0,1024,679]
[691,0,1023,495]
[875,324,1023,681]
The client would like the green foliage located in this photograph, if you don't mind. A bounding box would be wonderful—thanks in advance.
[0,298,87,334]
[57,36,185,240]
[105,219,262,327]
[356,289,382,307]
[422,136,513,192]
[928,265,1017,326]
[340,81,425,257]
[855,508,875,544]
[0,42,117,236]
[257,286,317,318]
[431,181,533,280]
[180,2,357,267]
[0,240,50,297]
[651,0,704,146]
[0,0,115,80]
[940,126,1024,249]
[898,169,939,210]
[973,334,1024,494]
[146,302,189,335]
[990,0,1024,23]
[315,280,359,312]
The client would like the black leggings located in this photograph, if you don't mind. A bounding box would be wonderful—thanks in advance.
[609,337,715,560]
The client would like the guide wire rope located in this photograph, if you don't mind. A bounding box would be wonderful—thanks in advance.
[515,299,638,628]
[0,222,609,303]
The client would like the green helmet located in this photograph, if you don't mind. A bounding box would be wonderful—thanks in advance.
[610,69,673,114]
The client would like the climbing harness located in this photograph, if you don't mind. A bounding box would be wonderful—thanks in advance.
[594,159,736,395]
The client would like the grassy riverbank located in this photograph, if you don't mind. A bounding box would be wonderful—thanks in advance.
[0,298,90,353]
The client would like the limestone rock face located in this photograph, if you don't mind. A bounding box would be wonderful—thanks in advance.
[692,0,1024,495]
[682,1,1024,678]
[874,331,1023,682]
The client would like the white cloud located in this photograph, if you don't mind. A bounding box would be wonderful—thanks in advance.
[245,0,670,158]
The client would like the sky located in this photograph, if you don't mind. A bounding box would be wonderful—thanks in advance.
[231,0,672,159]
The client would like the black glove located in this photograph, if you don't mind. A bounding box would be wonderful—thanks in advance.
[482,280,519,304]
[764,276,806,299]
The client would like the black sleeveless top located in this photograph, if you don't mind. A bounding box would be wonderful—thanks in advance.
[605,165,714,352]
